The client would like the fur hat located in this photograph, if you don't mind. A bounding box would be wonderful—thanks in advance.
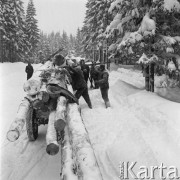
[53,54,66,67]
[99,64,105,71]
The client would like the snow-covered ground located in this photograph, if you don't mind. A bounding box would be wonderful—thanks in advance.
[0,62,180,180]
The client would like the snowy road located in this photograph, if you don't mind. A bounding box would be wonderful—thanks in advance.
[1,63,180,180]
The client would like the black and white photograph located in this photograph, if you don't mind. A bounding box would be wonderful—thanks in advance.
[0,0,180,179]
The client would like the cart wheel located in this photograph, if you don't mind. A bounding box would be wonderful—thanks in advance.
[26,108,38,141]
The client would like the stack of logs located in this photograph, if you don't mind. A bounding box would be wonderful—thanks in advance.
[7,61,102,179]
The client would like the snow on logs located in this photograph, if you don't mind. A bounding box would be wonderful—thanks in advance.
[66,103,102,180]
[61,127,78,180]
[46,96,67,155]
[7,98,31,142]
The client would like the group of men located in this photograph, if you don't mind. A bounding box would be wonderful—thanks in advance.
[25,54,111,109]
[67,58,111,109]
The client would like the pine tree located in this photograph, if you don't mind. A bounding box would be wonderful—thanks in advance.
[44,41,51,59]
[1,0,29,62]
[82,0,113,60]
[61,30,69,55]
[106,0,180,64]
[25,0,39,58]
[14,0,30,60]
[75,28,83,57]
[69,33,76,51]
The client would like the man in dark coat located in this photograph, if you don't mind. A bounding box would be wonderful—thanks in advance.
[95,64,110,108]
[90,64,100,89]
[80,59,90,84]
[25,62,34,80]
[68,65,92,109]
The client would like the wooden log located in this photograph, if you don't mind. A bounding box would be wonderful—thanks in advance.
[66,103,103,180]
[23,79,42,96]
[60,127,78,180]
[46,111,59,156]
[54,96,67,132]
[7,98,31,142]
[65,85,102,179]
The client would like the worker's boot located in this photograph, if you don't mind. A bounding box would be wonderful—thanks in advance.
[105,101,111,108]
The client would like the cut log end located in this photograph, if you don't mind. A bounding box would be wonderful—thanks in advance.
[7,130,20,142]
[54,119,66,132]
[46,143,59,155]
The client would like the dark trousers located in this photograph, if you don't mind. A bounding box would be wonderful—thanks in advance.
[90,77,99,89]
[100,87,109,102]
[75,87,92,107]
[84,76,89,84]
[90,77,93,88]
[27,73,33,80]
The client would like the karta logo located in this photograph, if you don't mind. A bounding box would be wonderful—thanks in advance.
[119,162,180,179]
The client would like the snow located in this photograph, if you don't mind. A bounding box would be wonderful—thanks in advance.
[168,61,176,71]
[80,67,180,180]
[164,0,180,11]
[161,35,177,45]
[108,0,123,13]
[66,103,102,180]
[138,13,156,35]
[1,62,180,180]
[137,53,159,64]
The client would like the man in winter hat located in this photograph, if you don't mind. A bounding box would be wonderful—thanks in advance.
[53,54,66,67]
[95,64,110,108]
[67,65,92,109]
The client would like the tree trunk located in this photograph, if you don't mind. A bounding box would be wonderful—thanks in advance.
[7,98,31,142]
[66,85,102,179]
[46,111,59,155]
[46,96,67,156]
[54,96,67,132]
[66,103,102,180]
[61,127,78,180]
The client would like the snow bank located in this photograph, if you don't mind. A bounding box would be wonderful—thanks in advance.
[115,67,180,101]
[108,83,180,176]
[80,71,180,180]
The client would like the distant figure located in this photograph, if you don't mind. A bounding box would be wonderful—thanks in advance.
[95,64,110,108]
[80,59,90,84]
[68,65,92,109]
[25,62,34,80]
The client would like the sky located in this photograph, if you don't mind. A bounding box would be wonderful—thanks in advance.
[22,0,87,35]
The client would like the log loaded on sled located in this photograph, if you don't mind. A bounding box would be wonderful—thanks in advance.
[7,54,78,155]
